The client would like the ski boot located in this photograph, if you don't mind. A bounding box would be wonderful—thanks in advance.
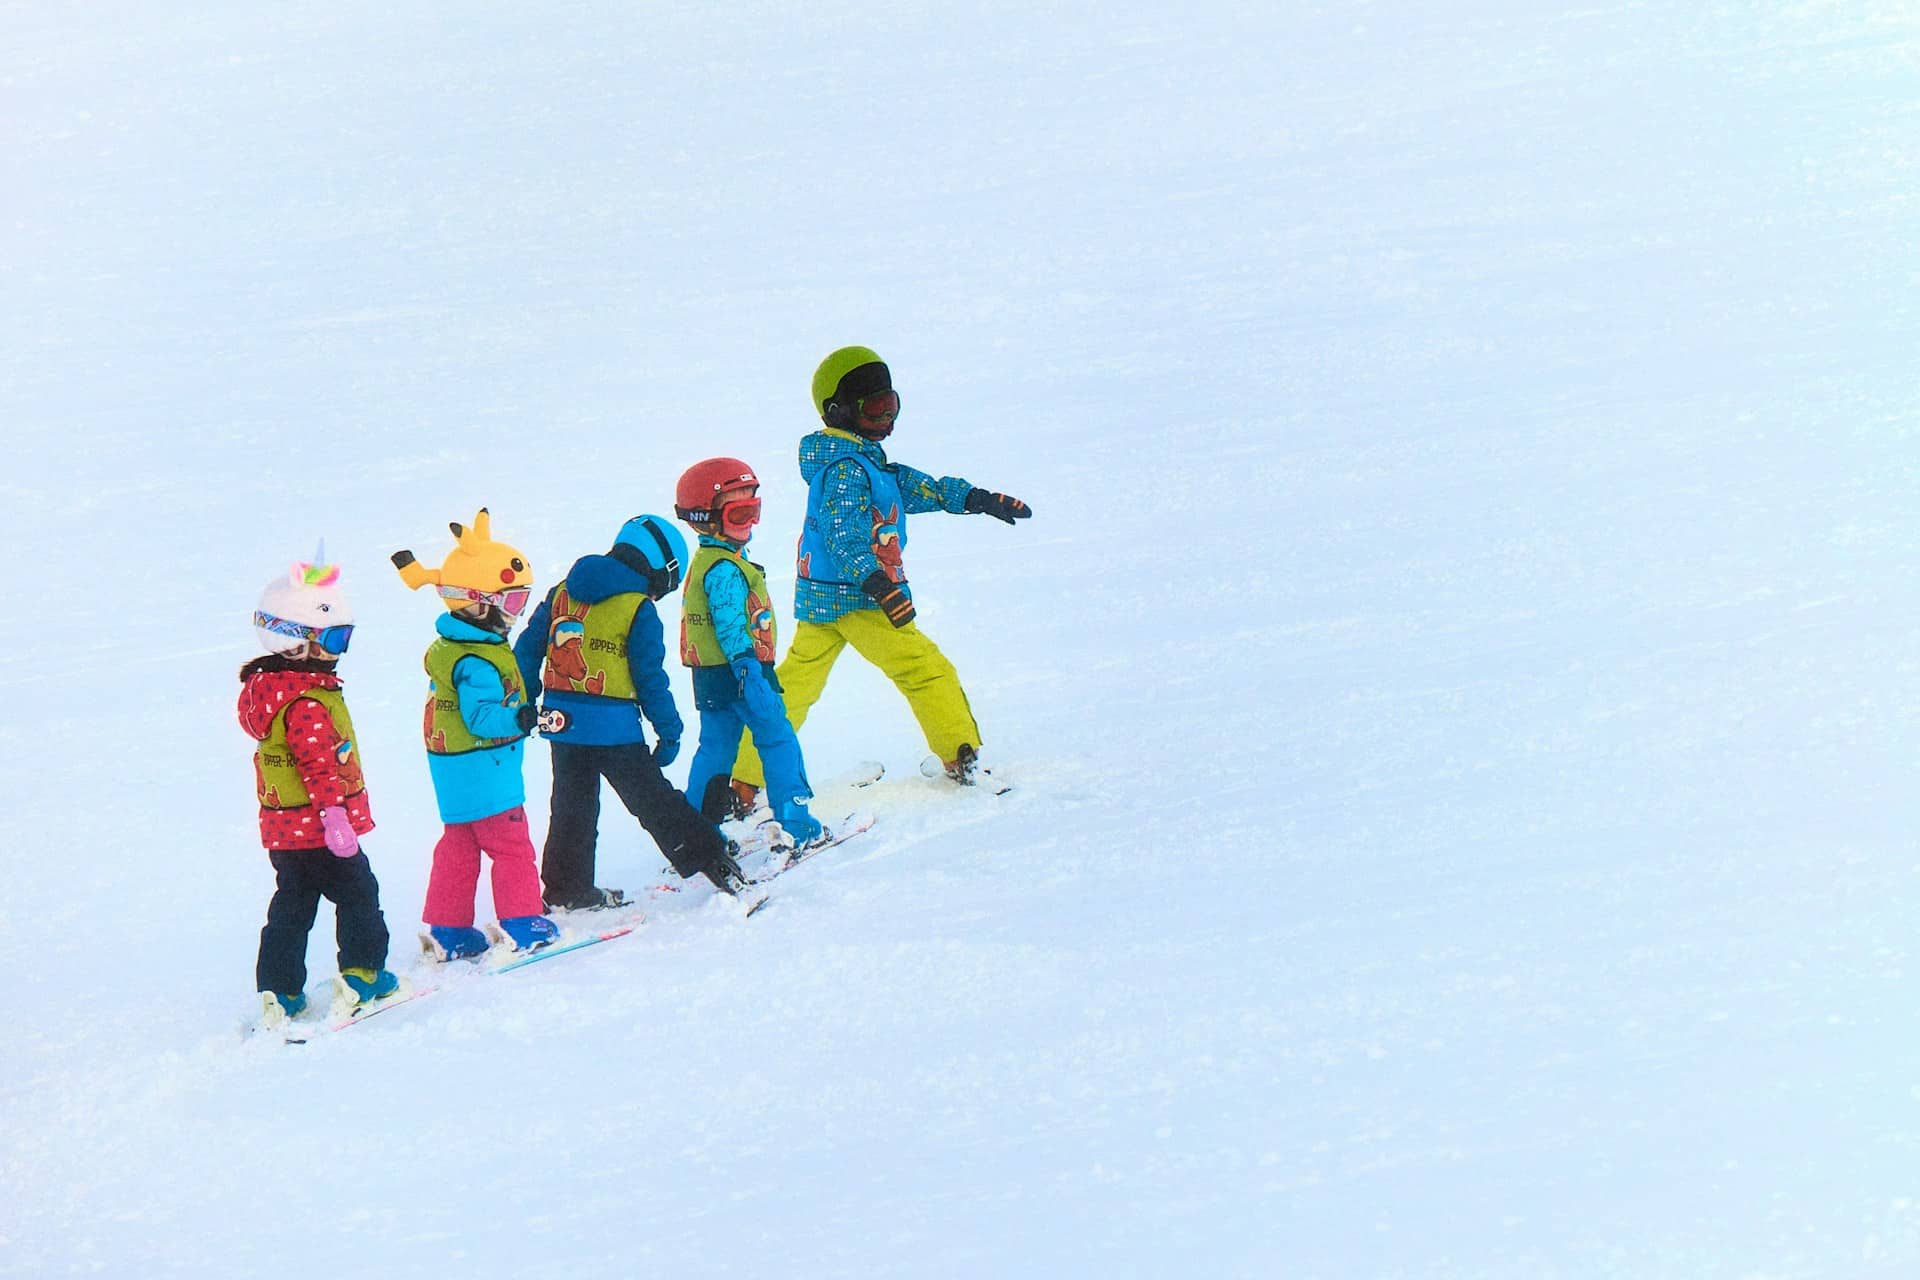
[259,990,307,1029]
[699,775,741,824]
[727,778,761,821]
[545,886,626,912]
[334,967,402,1015]
[759,802,832,863]
[775,800,823,847]
[496,914,560,952]
[925,743,1008,793]
[944,743,980,785]
[423,925,490,961]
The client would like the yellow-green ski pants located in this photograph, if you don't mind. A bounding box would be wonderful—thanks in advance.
[732,611,980,789]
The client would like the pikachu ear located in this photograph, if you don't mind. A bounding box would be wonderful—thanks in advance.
[391,550,437,591]
[449,521,465,539]
[472,508,492,542]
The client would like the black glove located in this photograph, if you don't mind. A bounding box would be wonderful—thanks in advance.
[964,489,1031,524]
[514,703,540,734]
[861,570,916,628]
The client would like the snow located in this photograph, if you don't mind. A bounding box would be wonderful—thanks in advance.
[4,2,1916,1276]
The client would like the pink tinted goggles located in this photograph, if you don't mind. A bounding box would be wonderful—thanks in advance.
[438,584,533,616]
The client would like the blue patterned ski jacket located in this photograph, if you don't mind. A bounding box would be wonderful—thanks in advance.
[793,428,974,624]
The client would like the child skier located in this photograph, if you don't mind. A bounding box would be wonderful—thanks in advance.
[511,513,749,903]
[392,509,558,958]
[729,346,1032,806]
[239,552,399,1026]
[673,457,825,845]
[725,345,1036,805]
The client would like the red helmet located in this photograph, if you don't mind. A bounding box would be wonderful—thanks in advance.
[675,457,760,531]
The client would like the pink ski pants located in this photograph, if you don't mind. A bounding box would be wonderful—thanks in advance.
[422,806,547,926]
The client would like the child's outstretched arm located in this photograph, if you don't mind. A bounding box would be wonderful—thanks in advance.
[624,601,685,758]
[894,461,1032,523]
[892,462,974,516]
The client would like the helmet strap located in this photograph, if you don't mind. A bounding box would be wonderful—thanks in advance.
[609,522,683,598]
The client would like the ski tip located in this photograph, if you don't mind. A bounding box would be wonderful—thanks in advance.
[744,893,773,918]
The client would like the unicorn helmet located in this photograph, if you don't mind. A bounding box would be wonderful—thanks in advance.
[254,547,353,655]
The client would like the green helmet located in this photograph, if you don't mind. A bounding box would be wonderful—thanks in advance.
[811,346,890,419]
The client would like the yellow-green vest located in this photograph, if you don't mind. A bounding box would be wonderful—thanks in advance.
[540,583,642,701]
[255,687,365,808]
[423,638,527,755]
[680,545,777,668]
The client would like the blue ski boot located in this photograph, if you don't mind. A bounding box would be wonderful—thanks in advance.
[496,914,560,952]
[259,990,307,1028]
[775,801,824,848]
[338,967,401,1004]
[425,925,491,961]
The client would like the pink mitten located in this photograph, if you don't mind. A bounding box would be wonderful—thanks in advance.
[319,806,360,857]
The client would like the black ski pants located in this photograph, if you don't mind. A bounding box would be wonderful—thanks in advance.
[256,847,391,996]
[542,741,730,907]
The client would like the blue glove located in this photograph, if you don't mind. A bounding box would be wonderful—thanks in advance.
[652,735,680,767]
[728,654,759,698]
[731,655,786,724]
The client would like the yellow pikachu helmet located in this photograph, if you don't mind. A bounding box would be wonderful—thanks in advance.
[390,508,536,621]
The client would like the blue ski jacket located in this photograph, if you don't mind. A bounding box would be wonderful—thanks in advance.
[424,613,530,825]
[513,553,685,748]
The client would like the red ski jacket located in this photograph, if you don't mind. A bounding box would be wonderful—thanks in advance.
[237,660,376,851]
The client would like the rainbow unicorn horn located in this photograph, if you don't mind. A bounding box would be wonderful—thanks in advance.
[289,539,342,588]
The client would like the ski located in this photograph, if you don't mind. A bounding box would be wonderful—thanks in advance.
[255,981,438,1045]
[733,806,877,862]
[644,880,773,917]
[322,982,438,1035]
[750,809,877,884]
[824,760,885,791]
[484,924,635,974]
[732,760,884,827]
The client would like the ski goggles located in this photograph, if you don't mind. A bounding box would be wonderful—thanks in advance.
[254,611,355,654]
[854,389,899,429]
[437,583,533,616]
[719,495,762,533]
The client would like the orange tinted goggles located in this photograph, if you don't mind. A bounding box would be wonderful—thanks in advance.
[855,389,899,425]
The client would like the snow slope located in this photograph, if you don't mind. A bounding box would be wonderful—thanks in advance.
[4,3,1916,1276]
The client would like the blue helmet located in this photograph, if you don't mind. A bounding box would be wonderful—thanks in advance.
[610,514,688,598]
